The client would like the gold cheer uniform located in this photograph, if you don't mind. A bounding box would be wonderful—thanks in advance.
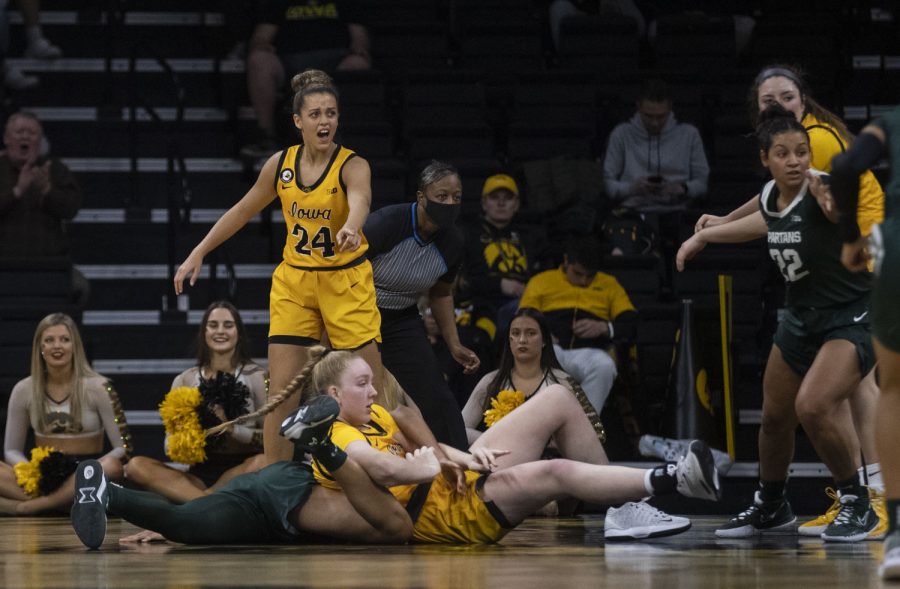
[269,144,380,349]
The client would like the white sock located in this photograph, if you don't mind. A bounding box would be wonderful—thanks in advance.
[861,463,884,492]
[643,470,655,496]
[25,25,44,44]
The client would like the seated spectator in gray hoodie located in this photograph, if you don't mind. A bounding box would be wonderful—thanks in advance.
[603,79,709,211]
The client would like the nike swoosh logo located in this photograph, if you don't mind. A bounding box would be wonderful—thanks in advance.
[854,311,868,322]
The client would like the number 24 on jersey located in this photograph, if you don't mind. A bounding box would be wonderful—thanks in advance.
[292,224,335,258]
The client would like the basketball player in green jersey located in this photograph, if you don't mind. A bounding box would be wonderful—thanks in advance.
[677,104,878,541]
[695,63,886,540]
[829,104,900,578]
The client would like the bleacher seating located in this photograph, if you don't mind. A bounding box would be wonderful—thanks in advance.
[556,14,640,72]
[0,0,890,470]
[504,72,602,164]
[653,15,736,77]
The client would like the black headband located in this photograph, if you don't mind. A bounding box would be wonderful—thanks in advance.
[755,67,803,90]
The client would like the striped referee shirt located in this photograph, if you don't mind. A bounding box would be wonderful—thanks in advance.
[365,203,464,311]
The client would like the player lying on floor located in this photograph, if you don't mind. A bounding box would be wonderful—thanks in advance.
[71,347,720,547]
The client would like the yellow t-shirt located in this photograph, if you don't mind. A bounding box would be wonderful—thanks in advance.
[519,267,635,349]
[519,267,635,318]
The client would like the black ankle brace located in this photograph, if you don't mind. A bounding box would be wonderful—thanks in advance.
[312,441,348,473]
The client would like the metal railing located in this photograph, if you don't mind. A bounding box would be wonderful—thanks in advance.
[105,2,237,316]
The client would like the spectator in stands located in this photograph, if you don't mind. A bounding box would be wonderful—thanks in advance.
[241,0,371,158]
[460,174,549,334]
[220,0,261,60]
[0,1,35,91]
[462,307,604,446]
[365,160,480,450]
[1,0,63,90]
[519,235,637,414]
[124,301,267,504]
[603,78,709,212]
[0,111,89,306]
[603,78,709,269]
[0,313,130,515]
[17,0,61,58]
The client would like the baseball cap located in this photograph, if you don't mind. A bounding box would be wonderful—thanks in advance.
[481,174,519,198]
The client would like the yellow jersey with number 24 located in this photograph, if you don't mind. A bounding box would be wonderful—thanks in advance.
[276,144,368,269]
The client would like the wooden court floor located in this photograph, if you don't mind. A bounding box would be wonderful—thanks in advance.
[0,516,887,588]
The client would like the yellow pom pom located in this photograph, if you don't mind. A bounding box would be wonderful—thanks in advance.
[14,446,56,498]
[166,427,208,465]
[159,387,202,431]
[159,387,207,465]
[483,389,525,428]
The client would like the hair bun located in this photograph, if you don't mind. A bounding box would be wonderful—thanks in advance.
[757,103,795,125]
[291,69,335,94]
[755,101,807,154]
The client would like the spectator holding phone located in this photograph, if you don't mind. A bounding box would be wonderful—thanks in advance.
[603,78,709,212]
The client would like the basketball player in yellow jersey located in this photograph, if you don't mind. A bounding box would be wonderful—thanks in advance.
[278,349,720,544]
[174,69,383,465]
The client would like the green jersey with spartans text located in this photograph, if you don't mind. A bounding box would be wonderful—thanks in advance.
[759,175,871,309]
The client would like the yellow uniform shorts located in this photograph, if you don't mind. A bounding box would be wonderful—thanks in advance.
[412,471,510,544]
[269,259,381,349]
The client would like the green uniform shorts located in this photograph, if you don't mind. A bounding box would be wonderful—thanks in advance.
[773,298,875,377]
[218,460,316,543]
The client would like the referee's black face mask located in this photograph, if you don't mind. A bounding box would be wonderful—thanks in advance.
[423,199,461,229]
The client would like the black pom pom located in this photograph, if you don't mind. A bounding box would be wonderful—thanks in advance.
[196,404,222,431]
[198,371,251,420]
[37,451,79,496]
